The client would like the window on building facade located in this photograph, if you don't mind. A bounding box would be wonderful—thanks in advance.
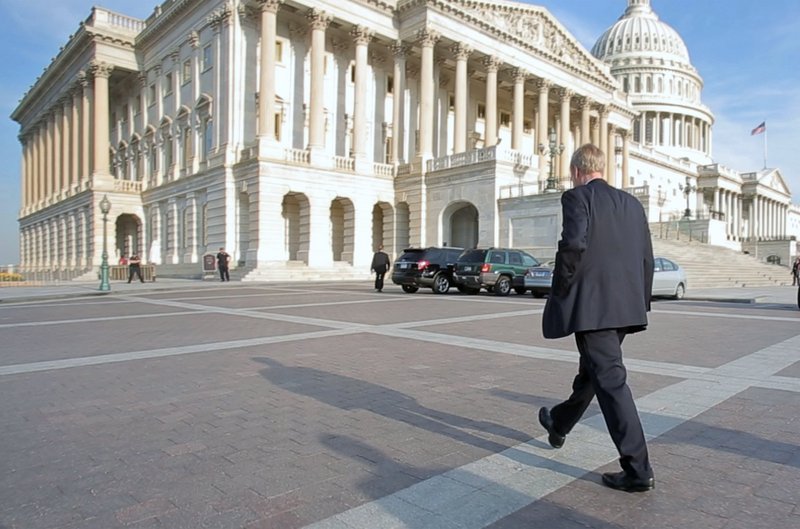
[275,40,283,63]
[448,94,454,111]
[274,112,281,141]
[500,112,510,126]
[182,59,191,84]
[477,103,486,119]
[203,45,213,71]
[164,135,173,176]
[202,204,208,246]
[135,96,142,114]
[387,75,393,94]
[202,118,213,162]
[165,73,173,94]
[149,84,156,105]
[182,125,192,170]
[384,137,392,164]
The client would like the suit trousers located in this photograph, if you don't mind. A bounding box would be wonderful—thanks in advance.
[374,272,386,291]
[549,329,653,480]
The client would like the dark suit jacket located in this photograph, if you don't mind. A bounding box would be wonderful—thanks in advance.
[542,179,654,339]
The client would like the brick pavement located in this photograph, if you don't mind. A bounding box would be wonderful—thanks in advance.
[0,283,798,529]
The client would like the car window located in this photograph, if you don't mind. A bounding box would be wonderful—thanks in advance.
[509,252,523,266]
[522,253,539,267]
[490,251,505,264]
[425,249,441,261]
[458,249,486,262]
[662,259,676,271]
[398,250,425,262]
[445,249,463,262]
[654,258,663,272]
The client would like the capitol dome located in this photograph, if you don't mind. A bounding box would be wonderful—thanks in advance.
[590,0,714,164]
[591,0,692,68]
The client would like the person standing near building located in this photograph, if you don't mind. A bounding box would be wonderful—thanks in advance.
[539,144,655,492]
[216,247,231,282]
[127,253,145,283]
[370,245,391,292]
[791,257,799,286]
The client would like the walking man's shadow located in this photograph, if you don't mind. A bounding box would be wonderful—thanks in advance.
[253,357,530,452]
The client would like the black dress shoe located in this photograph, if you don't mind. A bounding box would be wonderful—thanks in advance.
[601,471,655,492]
[538,407,565,449]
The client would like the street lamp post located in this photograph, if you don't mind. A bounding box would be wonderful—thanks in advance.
[678,176,696,219]
[539,127,564,192]
[99,195,111,292]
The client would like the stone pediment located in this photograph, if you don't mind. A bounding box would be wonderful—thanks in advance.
[448,0,615,87]
[761,169,792,196]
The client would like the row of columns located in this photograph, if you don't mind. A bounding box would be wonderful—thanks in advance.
[20,209,91,271]
[711,189,789,241]
[636,111,712,155]
[20,62,112,211]
[253,4,629,183]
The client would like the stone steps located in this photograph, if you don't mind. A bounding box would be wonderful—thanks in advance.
[652,237,790,289]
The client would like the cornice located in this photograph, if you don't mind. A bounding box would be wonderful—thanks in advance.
[399,0,617,92]
[137,0,196,46]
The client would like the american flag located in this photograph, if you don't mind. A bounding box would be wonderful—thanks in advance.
[751,121,766,135]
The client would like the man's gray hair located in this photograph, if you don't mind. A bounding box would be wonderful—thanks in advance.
[570,144,606,174]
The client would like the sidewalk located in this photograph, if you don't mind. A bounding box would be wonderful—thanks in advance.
[2,279,799,306]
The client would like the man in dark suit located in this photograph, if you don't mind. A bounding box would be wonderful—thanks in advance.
[539,143,655,492]
[370,245,391,292]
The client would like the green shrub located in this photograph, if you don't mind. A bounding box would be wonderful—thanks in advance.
[0,272,24,282]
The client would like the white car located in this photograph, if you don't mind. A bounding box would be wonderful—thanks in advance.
[516,256,687,300]
[652,257,687,299]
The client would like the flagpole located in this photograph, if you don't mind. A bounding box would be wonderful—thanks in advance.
[763,126,768,169]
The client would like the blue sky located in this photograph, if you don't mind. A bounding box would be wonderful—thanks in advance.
[0,0,798,265]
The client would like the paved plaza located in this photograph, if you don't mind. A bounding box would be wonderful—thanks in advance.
[1,281,799,529]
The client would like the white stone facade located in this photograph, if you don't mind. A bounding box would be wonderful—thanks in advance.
[12,0,797,278]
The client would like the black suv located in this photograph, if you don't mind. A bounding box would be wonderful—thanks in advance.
[391,247,464,294]
[453,248,540,296]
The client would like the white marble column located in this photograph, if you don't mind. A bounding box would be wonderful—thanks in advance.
[452,43,471,153]
[91,62,112,177]
[78,72,91,182]
[512,68,527,151]
[622,130,630,188]
[53,105,63,198]
[580,97,591,146]
[417,28,439,163]
[536,79,550,179]
[391,42,407,164]
[258,0,281,145]
[307,9,331,155]
[70,86,80,191]
[599,107,609,159]
[558,88,572,178]
[483,56,500,148]
[351,25,373,169]
[60,99,71,195]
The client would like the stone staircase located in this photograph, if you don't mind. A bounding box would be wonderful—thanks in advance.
[652,237,791,289]
[233,260,370,283]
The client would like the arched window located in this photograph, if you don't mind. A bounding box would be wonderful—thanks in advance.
[195,95,213,163]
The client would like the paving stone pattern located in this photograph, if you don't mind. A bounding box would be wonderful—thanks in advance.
[0,283,798,529]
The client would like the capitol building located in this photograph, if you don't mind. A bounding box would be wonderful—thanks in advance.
[12,0,799,278]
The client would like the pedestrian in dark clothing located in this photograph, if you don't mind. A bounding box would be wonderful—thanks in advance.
[127,254,145,283]
[370,245,391,292]
[539,143,655,493]
[791,257,799,286]
[217,247,231,282]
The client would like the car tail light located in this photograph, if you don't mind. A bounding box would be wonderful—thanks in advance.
[417,260,429,270]
[481,263,491,273]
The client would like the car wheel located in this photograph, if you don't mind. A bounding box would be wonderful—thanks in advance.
[673,283,685,300]
[401,285,419,294]
[494,276,511,296]
[432,273,451,294]
[514,287,526,295]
